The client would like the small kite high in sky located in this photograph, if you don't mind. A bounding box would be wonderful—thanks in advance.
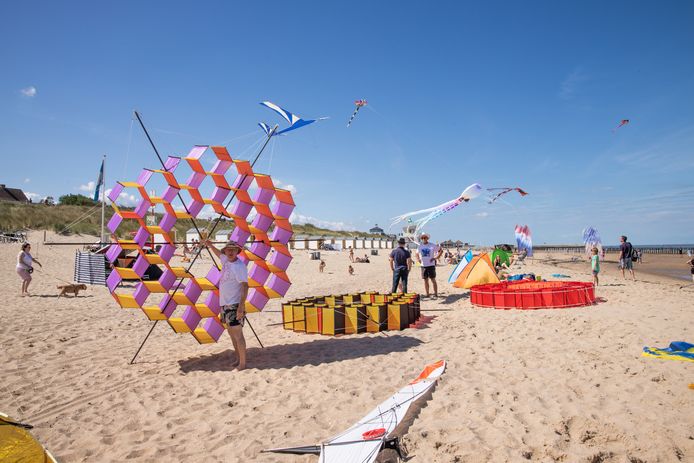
[347,99,367,127]
[391,183,482,242]
[486,187,528,204]
[258,101,321,136]
[612,119,629,132]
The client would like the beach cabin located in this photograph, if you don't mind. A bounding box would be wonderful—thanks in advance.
[307,236,322,250]
[374,238,383,249]
[186,228,200,244]
[365,238,373,249]
[215,229,233,242]
[355,237,365,249]
[291,235,308,250]
[344,237,356,250]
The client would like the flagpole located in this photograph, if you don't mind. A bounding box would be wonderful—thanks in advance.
[101,154,106,244]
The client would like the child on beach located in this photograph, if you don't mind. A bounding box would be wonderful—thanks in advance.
[591,247,600,286]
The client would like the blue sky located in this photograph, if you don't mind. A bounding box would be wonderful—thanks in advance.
[1,1,693,245]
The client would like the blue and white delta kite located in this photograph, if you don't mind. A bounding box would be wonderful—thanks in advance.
[258,101,324,136]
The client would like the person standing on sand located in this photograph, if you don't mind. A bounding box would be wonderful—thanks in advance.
[591,247,600,286]
[205,239,248,370]
[619,235,636,280]
[390,238,412,293]
[686,255,694,283]
[416,233,442,298]
[16,243,42,296]
[349,247,354,263]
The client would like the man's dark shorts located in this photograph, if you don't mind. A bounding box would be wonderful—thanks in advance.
[221,304,245,327]
[421,266,436,279]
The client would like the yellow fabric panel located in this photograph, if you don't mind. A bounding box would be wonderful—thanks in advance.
[171,292,194,305]
[114,293,140,308]
[193,278,218,291]
[305,306,320,334]
[325,296,336,306]
[282,304,294,330]
[142,281,167,293]
[194,303,216,318]
[192,328,216,344]
[321,307,336,335]
[366,305,386,333]
[114,266,140,280]
[142,306,167,320]
[171,267,194,278]
[293,305,306,332]
[168,318,191,333]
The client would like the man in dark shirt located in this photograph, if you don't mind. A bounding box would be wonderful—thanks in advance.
[619,235,636,280]
[389,238,413,293]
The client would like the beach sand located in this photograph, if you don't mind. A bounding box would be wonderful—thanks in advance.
[1,232,693,462]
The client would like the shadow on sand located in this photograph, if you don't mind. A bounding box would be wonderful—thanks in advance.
[178,334,422,373]
[439,293,469,304]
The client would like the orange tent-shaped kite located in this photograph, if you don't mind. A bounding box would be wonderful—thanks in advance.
[452,253,500,289]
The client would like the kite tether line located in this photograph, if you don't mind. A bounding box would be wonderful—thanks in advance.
[128,112,277,364]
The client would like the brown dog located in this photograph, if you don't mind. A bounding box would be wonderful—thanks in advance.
[57,284,87,298]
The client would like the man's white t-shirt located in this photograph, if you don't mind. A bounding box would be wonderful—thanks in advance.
[418,243,439,267]
[219,255,249,305]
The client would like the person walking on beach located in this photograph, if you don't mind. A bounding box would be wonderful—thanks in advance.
[348,247,354,263]
[686,254,694,283]
[417,233,442,298]
[591,247,600,286]
[619,235,636,280]
[205,239,248,370]
[16,243,42,296]
[390,238,412,293]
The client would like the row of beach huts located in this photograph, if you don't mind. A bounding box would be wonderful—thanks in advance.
[183,228,396,251]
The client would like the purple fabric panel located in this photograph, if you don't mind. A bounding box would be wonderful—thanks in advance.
[158,243,175,263]
[187,145,207,160]
[164,156,181,171]
[249,241,271,260]
[162,186,179,203]
[159,213,176,232]
[159,268,176,290]
[211,160,232,175]
[246,288,269,310]
[159,295,177,318]
[252,188,274,205]
[202,317,224,341]
[185,172,206,189]
[137,169,153,186]
[210,187,230,203]
[204,292,220,315]
[270,226,293,244]
[205,266,221,286]
[272,201,295,219]
[106,244,122,263]
[186,200,203,218]
[132,255,150,277]
[268,251,292,271]
[134,199,151,218]
[133,283,150,306]
[107,214,123,234]
[182,306,202,330]
[108,183,124,203]
[266,274,291,297]
[107,270,122,292]
[248,264,270,285]
[251,214,273,232]
[183,281,202,304]
[231,174,253,190]
[134,227,150,247]
[230,201,252,218]
[230,228,250,245]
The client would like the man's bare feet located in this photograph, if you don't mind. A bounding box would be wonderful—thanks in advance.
[235,364,246,371]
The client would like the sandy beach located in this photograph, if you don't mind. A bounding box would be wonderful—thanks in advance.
[1,231,693,462]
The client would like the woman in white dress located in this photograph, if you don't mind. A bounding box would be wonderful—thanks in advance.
[16,243,42,296]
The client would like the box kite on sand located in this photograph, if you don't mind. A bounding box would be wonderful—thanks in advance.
[105,145,295,344]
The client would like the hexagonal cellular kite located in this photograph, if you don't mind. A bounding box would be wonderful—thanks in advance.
[105,145,295,344]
